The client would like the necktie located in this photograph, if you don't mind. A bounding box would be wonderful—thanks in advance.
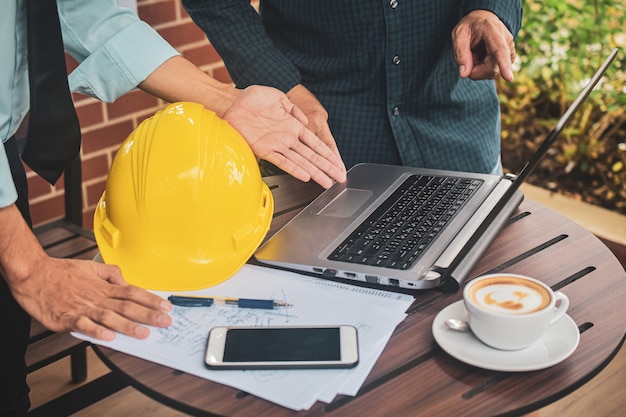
[21,0,82,185]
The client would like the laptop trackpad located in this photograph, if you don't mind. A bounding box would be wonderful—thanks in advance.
[315,188,373,218]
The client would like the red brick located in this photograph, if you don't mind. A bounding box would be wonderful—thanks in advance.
[138,0,177,27]
[213,66,233,85]
[110,147,120,162]
[82,154,111,182]
[107,105,164,132]
[136,107,165,125]
[65,53,78,73]
[107,90,160,120]
[82,211,95,231]
[86,181,107,208]
[65,54,93,105]
[182,44,223,68]
[26,173,55,200]
[157,21,208,48]
[71,92,93,104]
[82,121,135,154]
[76,101,105,128]
[30,195,64,227]
[178,1,189,18]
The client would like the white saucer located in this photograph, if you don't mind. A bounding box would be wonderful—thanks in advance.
[432,300,580,372]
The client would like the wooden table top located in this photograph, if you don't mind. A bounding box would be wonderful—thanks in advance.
[94,174,626,417]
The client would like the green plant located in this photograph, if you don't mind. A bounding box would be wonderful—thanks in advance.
[499,0,626,214]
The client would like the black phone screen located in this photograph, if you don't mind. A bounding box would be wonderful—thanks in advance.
[222,327,341,362]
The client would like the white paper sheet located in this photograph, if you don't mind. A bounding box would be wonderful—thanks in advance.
[73,265,414,410]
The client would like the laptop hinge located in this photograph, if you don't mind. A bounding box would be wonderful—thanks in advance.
[504,173,517,182]
[435,189,525,293]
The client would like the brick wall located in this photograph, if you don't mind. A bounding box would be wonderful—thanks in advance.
[26,0,234,229]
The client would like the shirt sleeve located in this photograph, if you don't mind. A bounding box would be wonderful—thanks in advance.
[463,0,523,37]
[0,148,18,209]
[182,0,301,92]
[59,0,180,102]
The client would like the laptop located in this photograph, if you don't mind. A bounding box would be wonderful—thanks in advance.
[255,49,618,293]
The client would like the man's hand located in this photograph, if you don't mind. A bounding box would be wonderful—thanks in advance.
[223,86,346,189]
[138,56,346,189]
[452,10,517,82]
[286,84,342,161]
[1,205,172,341]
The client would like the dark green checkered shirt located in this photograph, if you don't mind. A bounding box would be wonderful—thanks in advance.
[183,0,522,173]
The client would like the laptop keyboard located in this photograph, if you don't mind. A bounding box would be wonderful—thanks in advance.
[328,174,483,270]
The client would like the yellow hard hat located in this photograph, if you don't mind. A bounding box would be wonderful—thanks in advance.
[93,102,273,291]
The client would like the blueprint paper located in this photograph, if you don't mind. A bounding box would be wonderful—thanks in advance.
[73,264,414,410]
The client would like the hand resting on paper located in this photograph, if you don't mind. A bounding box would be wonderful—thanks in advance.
[0,204,172,341]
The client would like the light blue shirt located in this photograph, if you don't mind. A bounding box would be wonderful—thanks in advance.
[1,0,179,208]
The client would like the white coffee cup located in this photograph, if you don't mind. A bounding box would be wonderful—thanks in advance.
[463,273,569,350]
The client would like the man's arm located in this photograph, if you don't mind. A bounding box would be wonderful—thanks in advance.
[61,0,344,187]
[182,0,301,92]
[0,204,172,341]
[138,56,345,188]
[181,0,342,163]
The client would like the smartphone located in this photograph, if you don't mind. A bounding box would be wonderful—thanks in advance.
[205,325,359,370]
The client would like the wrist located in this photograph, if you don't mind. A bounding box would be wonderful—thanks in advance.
[0,205,47,284]
[206,84,239,119]
[466,9,497,20]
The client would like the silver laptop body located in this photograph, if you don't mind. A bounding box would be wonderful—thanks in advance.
[255,49,617,293]
[256,164,521,292]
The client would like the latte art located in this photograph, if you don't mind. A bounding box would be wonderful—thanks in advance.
[469,277,551,314]
[463,274,569,350]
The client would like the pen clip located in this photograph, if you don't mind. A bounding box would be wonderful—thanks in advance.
[168,295,214,307]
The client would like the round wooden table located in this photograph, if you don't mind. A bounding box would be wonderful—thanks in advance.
[94,174,626,417]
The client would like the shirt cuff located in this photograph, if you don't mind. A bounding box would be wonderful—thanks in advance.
[0,148,18,209]
[235,47,302,93]
[68,21,180,102]
[463,1,523,37]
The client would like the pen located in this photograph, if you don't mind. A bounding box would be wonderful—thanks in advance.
[167,295,293,309]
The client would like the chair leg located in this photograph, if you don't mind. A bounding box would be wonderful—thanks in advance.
[63,155,83,227]
[26,372,130,417]
[70,346,88,383]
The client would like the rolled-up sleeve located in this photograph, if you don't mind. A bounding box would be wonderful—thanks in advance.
[182,0,301,92]
[59,0,179,102]
[464,0,523,37]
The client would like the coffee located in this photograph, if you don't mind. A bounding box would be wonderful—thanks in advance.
[468,276,551,315]
[463,274,569,350]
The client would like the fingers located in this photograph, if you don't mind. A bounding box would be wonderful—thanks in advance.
[484,33,515,82]
[263,133,346,190]
[94,262,126,285]
[94,263,173,325]
[255,130,346,189]
[284,85,346,183]
[286,97,343,162]
[452,10,516,82]
[37,260,173,341]
[468,53,502,81]
[286,99,309,126]
[69,284,173,341]
[297,127,347,183]
[282,99,345,185]
[72,316,117,341]
[453,23,474,79]
[37,282,170,342]
[225,85,347,188]
[309,116,344,162]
